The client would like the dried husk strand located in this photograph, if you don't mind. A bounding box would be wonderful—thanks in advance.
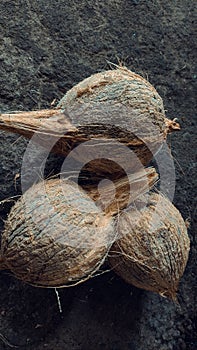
[86,166,158,215]
[0,109,76,135]
[109,192,190,300]
[0,167,158,287]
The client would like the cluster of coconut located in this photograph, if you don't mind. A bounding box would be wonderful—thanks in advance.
[0,67,190,300]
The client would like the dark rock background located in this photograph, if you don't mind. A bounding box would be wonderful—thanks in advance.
[0,1,196,349]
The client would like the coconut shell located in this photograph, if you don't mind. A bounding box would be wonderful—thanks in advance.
[109,192,190,299]
[0,67,180,180]
[0,178,115,287]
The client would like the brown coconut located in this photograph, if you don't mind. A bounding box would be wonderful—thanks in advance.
[0,67,180,180]
[0,178,115,287]
[0,166,158,287]
[109,192,190,299]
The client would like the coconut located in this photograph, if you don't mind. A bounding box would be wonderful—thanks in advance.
[0,67,180,180]
[0,165,158,287]
[0,178,115,288]
[109,192,190,299]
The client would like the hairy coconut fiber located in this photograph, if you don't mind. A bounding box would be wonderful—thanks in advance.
[86,166,158,215]
[0,178,115,288]
[109,192,190,300]
[0,67,180,179]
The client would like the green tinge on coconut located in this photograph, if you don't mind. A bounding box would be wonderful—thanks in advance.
[109,192,190,300]
[0,178,115,288]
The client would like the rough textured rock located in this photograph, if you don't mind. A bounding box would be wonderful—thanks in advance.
[0,1,196,349]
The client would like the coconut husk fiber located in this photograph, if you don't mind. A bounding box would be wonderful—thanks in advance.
[85,166,158,215]
[109,191,190,300]
[0,178,115,288]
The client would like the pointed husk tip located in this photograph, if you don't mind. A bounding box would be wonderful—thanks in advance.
[159,288,178,303]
